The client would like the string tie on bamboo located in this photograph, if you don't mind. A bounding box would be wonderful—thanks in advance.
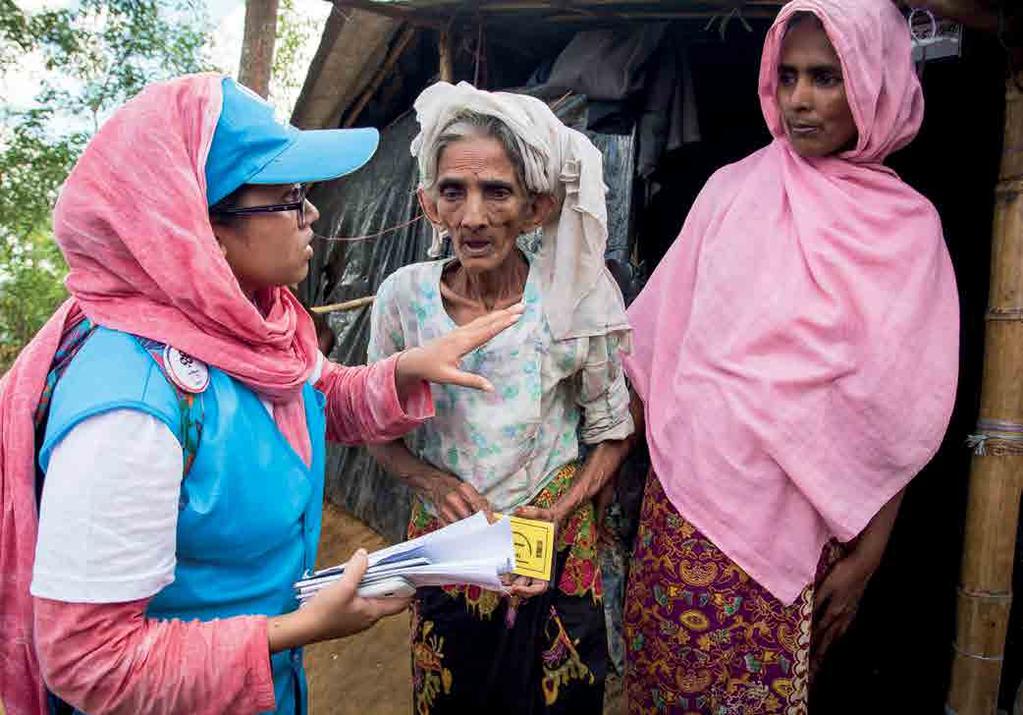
[966,418,1023,456]
[951,640,1005,663]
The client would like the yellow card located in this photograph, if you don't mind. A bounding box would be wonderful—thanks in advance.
[507,515,555,581]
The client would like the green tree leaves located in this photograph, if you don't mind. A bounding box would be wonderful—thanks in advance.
[0,0,214,372]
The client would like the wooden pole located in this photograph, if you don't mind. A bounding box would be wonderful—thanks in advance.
[947,70,1023,715]
[439,28,454,83]
[310,295,375,315]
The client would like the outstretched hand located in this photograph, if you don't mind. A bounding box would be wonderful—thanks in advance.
[395,304,523,396]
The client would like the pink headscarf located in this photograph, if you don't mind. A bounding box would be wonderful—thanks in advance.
[624,0,959,603]
[0,74,320,713]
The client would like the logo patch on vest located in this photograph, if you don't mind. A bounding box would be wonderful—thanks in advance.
[162,345,210,394]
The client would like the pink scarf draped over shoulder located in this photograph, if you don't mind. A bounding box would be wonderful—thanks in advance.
[0,74,320,713]
[624,0,959,603]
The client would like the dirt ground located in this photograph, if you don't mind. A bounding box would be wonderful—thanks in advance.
[306,502,625,715]
[305,502,412,715]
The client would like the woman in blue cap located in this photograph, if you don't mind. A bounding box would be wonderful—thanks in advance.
[0,74,520,715]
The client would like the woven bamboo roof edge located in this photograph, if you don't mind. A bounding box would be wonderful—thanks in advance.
[331,0,1010,35]
[334,0,786,21]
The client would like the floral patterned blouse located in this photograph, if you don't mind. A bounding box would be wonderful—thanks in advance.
[368,255,634,512]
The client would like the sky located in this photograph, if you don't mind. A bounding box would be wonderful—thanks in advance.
[2,0,331,121]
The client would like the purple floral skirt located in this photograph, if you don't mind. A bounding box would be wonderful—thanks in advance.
[624,473,838,715]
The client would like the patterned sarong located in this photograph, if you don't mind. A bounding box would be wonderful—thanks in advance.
[408,462,608,715]
[624,473,840,715]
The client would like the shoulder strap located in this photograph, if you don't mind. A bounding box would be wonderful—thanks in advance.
[135,337,206,477]
[34,316,97,429]
[34,316,99,507]
[34,324,207,481]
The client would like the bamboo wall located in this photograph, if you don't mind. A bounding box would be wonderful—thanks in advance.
[948,71,1023,714]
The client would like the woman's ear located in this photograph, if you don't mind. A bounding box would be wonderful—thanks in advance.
[525,193,556,232]
[417,186,443,228]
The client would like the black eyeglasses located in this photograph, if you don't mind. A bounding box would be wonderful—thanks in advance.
[211,185,311,228]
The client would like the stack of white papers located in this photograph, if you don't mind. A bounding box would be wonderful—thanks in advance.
[295,512,515,603]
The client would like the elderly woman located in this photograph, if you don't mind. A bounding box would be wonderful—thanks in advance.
[367,82,634,715]
[612,2,960,713]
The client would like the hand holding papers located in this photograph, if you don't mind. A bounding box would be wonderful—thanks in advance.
[295,512,556,601]
[296,512,513,602]
[505,515,555,581]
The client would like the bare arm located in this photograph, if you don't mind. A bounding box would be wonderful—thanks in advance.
[34,550,406,715]
[367,440,490,524]
[845,488,905,573]
[812,487,906,668]
[317,355,433,445]
[517,388,645,526]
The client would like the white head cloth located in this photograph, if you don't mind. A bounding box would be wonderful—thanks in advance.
[410,81,630,344]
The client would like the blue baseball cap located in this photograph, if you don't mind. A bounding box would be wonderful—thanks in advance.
[205,76,379,206]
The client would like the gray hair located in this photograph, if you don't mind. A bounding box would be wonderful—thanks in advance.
[422,111,530,194]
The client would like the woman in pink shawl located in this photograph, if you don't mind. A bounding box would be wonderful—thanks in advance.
[560,2,959,713]
[0,74,521,715]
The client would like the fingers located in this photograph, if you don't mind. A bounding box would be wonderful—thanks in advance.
[507,576,549,599]
[340,549,369,591]
[436,367,495,393]
[440,490,475,524]
[364,595,413,619]
[452,305,524,354]
[812,577,837,623]
[813,616,840,664]
[458,482,490,515]
[435,478,488,524]
[513,506,552,522]
[815,599,842,635]
[812,593,830,625]
[814,604,854,667]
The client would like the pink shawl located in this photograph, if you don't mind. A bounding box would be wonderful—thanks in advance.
[0,74,320,713]
[624,0,959,603]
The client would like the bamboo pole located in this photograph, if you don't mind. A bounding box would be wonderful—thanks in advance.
[439,28,454,83]
[947,71,1023,715]
[310,295,375,315]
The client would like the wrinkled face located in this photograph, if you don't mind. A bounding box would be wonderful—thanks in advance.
[212,183,318,295]
[777,17,858,158]
[419,135,552,274]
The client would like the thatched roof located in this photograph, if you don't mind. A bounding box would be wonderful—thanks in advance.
[291,7,401,129]
[295,0,1019,132]
[334,0,1015,34]
[334,0,785,27]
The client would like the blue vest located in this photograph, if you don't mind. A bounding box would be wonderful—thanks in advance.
[39,327,327,715]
